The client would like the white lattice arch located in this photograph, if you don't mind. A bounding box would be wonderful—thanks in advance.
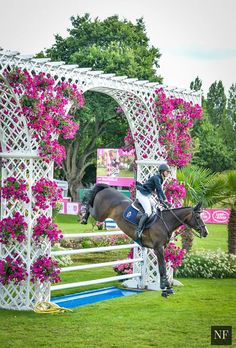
[0,50,201,310]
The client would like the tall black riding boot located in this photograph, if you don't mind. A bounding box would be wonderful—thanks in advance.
[135,213,148,239]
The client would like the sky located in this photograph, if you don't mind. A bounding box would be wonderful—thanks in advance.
[0,0,235,96]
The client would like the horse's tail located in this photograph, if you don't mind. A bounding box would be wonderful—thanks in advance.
[87,183,110,207]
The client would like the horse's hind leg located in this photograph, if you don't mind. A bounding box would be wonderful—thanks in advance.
[154,246,173,295]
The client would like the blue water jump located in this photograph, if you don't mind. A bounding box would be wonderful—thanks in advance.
[51,286,143,309]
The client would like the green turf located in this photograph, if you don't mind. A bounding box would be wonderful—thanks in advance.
[0,279,235,348]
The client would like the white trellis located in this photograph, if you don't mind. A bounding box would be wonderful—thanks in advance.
[0,50,201,310]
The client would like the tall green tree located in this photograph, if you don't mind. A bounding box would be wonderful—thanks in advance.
[227,83,236,131]
[206,80,227,127]
[190,76,202,92]
[44,14,162,200]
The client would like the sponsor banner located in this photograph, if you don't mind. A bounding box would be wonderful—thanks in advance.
[201,209,230,224]
[59,202,80,215]
[96,148,135,187]
[96,176,134,187]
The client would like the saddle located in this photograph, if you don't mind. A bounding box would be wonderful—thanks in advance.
[123,199,160,229]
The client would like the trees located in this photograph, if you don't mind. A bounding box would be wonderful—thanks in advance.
[190,76,202,92]
[206,80,227,127]
[45,14,162,199]
[191,80,236,172]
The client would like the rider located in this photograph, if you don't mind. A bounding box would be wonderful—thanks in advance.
[135,163,171,238]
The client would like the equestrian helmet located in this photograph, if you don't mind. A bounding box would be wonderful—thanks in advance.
[159,163,171,172]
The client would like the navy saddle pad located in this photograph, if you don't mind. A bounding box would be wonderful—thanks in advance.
[123,204,159,228]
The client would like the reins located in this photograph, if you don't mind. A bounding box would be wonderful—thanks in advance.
[160,207,203,238]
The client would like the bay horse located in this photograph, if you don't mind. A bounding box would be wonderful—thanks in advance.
[80,184,208,293]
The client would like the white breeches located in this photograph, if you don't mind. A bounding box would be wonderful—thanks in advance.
[136,191,152,217]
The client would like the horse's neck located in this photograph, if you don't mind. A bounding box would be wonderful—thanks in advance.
[164,207,192,232]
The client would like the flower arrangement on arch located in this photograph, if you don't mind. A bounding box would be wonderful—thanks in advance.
[32,178,63,210]
[0,255,28,285]
[30,255,61,284]
[0,212,27,245]
[32,215,63,244]
[123,89,202,168]
[4,68,84,165]
[0,177,29,203]
[164,178,186,208]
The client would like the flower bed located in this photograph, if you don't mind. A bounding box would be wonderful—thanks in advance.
[175,250,236,278]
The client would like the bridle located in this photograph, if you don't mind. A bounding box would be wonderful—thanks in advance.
[160,207,206,238]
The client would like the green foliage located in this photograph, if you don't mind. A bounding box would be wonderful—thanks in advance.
[227,83,236,131]
[177,164,221,207]
[192,118,234,172]
[206,80,227,126]
[175,250,236,278]
[190,76,202,91]
[47,14,162,81]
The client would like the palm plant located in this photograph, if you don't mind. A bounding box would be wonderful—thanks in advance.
[211,170,236,254]
[177,165,221,252]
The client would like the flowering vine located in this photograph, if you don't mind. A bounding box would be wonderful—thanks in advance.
[123,88,202,167]
[30,255,61,284]
[0,177,29,203]
[4,67,84,164]
[32,215,63,244]
[0,255,28,285]
[164,178,186,208]
[32,178,63,210]
[164,241,186,269]
[0,212,27,245]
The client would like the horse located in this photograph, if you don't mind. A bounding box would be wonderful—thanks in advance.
[80,183,208,293]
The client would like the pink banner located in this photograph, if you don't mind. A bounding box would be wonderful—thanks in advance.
[59,202,80,215]
[96,176,134,186]
[201,209,230,224]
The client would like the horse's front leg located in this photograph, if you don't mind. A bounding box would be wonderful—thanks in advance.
[154,246,173,296]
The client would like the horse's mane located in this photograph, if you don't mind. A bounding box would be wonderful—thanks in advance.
[88,183,110,207]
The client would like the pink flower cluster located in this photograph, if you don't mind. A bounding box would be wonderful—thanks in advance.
[4,68,84,164]
[164,242,186,269]
[32,178,63,210]
[0,177,29,203]
[0,255,28,285]
[164,179,186,208]
[30,255,61,283]
[32,215,63,244]
[113,249,134,275]
[0,212,27,244]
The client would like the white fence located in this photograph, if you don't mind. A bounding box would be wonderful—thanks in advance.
[51,231,143,292]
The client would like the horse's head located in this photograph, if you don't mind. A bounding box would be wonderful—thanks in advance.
[188,202,208,238]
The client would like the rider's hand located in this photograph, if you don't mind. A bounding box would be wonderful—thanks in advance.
[162,201,171,208]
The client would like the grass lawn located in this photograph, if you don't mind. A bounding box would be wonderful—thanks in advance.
[0,216,235,348]
[0,279,235,348]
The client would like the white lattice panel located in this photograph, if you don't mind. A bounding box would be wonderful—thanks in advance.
[0,51,200,307]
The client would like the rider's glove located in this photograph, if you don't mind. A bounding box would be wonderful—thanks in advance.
[162,201,171,208]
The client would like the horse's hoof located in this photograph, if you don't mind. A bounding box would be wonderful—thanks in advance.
[161,290,168,298]
[166,288,174,295]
